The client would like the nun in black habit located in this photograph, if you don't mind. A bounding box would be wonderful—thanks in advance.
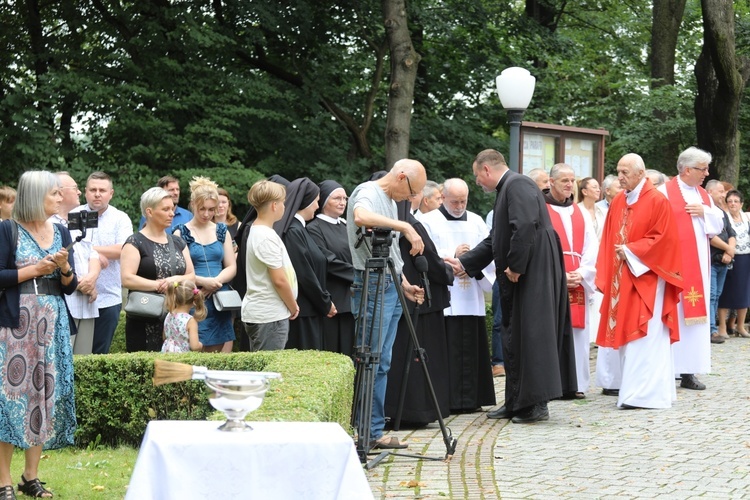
[306,180,356,356]
[275,178,334,350]
[384,199,454,426]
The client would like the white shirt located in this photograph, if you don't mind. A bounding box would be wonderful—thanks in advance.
[72,204,133,308]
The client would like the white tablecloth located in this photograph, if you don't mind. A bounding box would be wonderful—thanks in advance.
[126,421,372,500]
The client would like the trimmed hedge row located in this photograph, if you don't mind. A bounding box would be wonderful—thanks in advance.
[73,350,355,448]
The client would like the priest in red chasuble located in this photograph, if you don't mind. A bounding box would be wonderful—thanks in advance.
[596,153,683,409]
[544,163,598,399]
[658,147,724,391]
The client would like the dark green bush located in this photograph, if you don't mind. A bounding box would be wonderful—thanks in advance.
[73,350,354,448]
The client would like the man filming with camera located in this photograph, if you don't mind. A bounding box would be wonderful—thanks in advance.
[347,160,427,451]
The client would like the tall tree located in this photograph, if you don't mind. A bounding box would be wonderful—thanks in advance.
[694,0,750,184]
[650,0,687,170]
[382,0,420,168]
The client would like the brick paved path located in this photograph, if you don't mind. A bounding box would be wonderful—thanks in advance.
[365,340,750,498]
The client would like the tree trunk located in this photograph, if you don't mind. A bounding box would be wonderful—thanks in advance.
[382,0,420,170]
[649,0,686,173]
[694,0,750,185]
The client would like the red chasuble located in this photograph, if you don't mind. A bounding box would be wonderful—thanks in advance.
[547,204,586,328]
[664,178,711,325]
[595,179,683,349]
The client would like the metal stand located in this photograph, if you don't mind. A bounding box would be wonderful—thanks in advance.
[351,255,457,470]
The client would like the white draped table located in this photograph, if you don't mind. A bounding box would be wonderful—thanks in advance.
[126,421,373,499]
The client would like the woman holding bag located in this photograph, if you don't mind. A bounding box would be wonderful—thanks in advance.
[121,187,195,352]
[0,171,78,499]
[174,177,237,352]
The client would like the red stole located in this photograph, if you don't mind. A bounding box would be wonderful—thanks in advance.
[547,204,586,328]
[665,178,710,325]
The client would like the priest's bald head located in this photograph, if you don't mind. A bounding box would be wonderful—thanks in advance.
[442,178,469,218]
[472,149,508,193]
[616,153,646,192]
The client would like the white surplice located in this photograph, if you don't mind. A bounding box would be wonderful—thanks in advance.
[420,209,495,316]
[548,203,599,393]
[659,179,723,375]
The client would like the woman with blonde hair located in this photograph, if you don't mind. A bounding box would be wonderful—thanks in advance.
[214,187,239,241]
[121,187,195,352]
[174,177,237,352]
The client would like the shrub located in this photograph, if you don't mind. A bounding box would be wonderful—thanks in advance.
[73,350,354,448]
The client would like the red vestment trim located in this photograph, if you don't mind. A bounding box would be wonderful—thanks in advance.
[547,204,586,328]
[665,178,710,325]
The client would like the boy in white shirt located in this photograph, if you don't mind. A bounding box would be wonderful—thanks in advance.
[241,180,299,350]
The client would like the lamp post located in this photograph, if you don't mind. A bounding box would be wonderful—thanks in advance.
[495,67,536,172]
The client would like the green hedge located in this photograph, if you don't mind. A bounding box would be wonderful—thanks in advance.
[73,350,355,448]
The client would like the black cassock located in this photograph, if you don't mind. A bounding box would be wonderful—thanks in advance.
[460,171,577,412]
[283,218,332,350]
[384,215,454,426]
[306,217,356,356]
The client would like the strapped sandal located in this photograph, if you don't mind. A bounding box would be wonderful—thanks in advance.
[0,485,16,500]
[17,476,52,498]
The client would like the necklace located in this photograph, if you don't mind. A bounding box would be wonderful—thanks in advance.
[22,223,50,243]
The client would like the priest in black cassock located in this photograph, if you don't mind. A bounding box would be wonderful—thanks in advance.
[447,149,577,424]
[384,200,453,427]
[306,180,355,356]
[275,177,336,350]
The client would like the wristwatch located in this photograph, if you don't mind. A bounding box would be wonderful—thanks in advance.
[60,267,74,278]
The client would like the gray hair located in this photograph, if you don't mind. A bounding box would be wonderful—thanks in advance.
[140,187,172,217]
[601,174,618,190]
[705,179,722,191]
[13,170,59,222]
[645,169,667,187]
[549,163,574,180]
[676,146,712,174]
[442,178,468,196]
[527,168,547,183]
[620,153,646,174]
[422,180,440,197]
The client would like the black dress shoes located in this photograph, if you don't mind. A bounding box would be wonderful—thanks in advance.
[602,388,620,397]
[511,402,549,424]
[680,374,706,390]
[486,405,515,419]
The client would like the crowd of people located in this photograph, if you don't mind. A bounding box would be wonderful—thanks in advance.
[0,143,748,493]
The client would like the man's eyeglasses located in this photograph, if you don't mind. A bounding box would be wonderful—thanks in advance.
[403,174,417,199]
[689,166,709,173]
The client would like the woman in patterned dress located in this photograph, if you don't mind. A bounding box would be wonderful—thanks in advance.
[174,177,237,352]
[0,171,79,499]
[121,187,195,352]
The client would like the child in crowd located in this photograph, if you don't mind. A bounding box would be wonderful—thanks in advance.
[242,180,299,351]
[0,185,16,220]
[162,280,206,353]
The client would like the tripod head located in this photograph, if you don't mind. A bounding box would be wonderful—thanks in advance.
[355,226,394,258]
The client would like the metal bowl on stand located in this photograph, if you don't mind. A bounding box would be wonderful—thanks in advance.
[204,371,281,431]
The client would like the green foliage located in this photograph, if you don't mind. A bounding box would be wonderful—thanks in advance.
[73,350,355,448]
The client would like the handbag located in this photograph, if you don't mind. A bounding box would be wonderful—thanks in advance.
[212,288,242,311]
[194,225,242,312]
[124,291,166,318]
[124,234,177,319]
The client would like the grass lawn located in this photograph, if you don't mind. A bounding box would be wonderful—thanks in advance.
[9,446,139,499]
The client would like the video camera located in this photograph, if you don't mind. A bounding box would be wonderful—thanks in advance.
[65,210,99,250]
[355,226,394,258]
[68,210,99,232]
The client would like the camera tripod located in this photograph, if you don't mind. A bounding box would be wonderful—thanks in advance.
[351,253,457,469]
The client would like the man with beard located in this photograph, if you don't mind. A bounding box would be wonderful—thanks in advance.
[446,150,576,424]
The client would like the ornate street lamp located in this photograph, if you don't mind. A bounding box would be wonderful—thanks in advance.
[495,67,536,172]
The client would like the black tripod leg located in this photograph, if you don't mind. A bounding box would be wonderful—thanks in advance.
[387,259,458,461]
